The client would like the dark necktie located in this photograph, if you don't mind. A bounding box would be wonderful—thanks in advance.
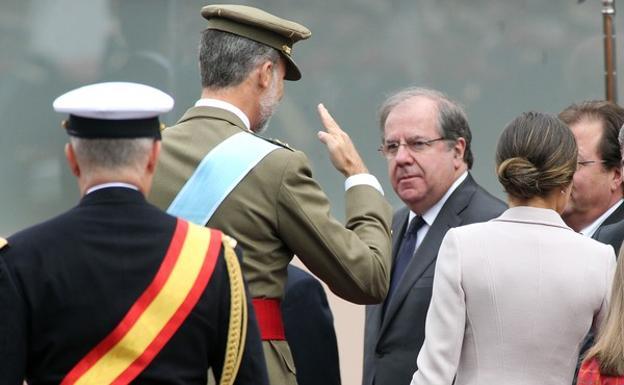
[387,216,426,301]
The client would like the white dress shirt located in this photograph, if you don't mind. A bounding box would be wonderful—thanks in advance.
[580,199,624,237]
[86,182,139,195]
[407,171,468,250]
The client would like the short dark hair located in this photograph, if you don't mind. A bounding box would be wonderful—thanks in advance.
[199,29,280,89]
[558,100,624,170]
[378,87,473,168]
[496,112,577,200]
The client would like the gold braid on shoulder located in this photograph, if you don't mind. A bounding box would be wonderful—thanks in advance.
[219,235,248,385]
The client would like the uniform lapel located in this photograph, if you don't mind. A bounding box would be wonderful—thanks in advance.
[378,175,478,337]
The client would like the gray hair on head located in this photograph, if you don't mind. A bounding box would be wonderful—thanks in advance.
[199,29,280,89]
[69,137,154,173]
[378,87,473,169]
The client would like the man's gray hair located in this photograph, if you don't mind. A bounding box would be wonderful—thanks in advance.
[70,137,153,172]
[199,29,280,89]
[378,87,474,169]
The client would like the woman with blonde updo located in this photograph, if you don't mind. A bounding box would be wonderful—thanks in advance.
[410,111,616,385]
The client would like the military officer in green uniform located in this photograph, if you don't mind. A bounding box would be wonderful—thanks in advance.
[149,5,392,385]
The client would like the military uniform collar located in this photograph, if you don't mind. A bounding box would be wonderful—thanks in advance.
[80,186,146,207]
[195,98,251,130]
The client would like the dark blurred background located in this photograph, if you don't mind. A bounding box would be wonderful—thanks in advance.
[0,0,616,234]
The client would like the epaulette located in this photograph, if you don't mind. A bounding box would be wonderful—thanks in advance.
[263,136,294,151]
[247,129,294,151]
[222,234,238,249]
[0,238,8,250]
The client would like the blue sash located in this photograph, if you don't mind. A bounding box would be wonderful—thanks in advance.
[167,132,279,225]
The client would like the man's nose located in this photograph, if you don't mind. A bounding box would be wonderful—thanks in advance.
[393,143,414,164]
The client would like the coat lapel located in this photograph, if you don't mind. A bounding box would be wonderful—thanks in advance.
[598,201,624,230]
[366,208,410,333]
[390,209,410,265]
[378,175,478,337]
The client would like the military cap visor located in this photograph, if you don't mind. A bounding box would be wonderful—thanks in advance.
[201,4,311,81]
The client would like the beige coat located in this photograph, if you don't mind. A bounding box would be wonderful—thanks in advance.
[411,206,615,385]
[149,106,392,385]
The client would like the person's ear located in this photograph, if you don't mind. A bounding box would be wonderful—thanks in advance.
[257,60,275,90]
[146,140,161,174]
[610,164,622,192]
[64,142,80,177]
[452,137,466,167]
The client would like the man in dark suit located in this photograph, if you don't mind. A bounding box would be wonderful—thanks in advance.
[594,105,624,253]
[362,87,506,385]
[559,101,624,385]
[558,101,624,237]
[282,265,341,385]
[0,82,267,385]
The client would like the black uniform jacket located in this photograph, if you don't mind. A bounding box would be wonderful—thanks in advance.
[0,187,267,385]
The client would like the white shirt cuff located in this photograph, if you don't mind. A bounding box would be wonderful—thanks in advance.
[344,173,384,195]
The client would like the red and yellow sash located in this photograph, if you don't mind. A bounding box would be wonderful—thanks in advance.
[61,219,221,385]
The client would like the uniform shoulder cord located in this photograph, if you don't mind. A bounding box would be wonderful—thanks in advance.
[219,235,248,385]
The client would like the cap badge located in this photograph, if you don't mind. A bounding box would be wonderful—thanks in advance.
[281,45,292,55]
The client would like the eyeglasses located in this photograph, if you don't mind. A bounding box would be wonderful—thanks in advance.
[378,137,446,159]
[577,160,607,168]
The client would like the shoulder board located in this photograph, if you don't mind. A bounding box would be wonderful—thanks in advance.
[245,129,294,151]
[258,135,294,151]
[0,238,7,250]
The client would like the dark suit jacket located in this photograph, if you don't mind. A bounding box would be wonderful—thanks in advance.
[593,202,624,255]
[0,187,267,385]
[597,201,624,229]
[362,174,506,385]
[283,265,341,385]
[595,220,624,256]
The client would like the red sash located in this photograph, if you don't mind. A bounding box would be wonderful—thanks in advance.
[61,219,221,385]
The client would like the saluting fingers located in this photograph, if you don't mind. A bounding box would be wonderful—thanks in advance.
[317,103,342,134]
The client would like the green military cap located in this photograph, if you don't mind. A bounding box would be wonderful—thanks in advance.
[201,4,311,81]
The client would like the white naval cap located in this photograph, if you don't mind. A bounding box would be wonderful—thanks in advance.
[53,82,174,139]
